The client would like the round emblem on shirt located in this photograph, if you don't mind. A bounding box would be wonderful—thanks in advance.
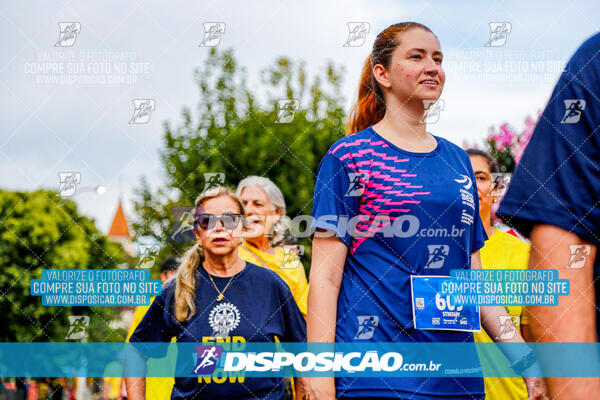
[208,302,240,338]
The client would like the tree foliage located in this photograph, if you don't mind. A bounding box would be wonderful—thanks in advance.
[0,189,127,342]
[132,48,347,264]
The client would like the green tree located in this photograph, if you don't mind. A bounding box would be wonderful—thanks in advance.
[0,189,128,342]
[132,48,347,265]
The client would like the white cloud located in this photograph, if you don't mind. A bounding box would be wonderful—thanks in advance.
[1,0,598,233]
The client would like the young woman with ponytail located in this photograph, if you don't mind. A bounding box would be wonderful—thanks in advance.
[127,186,307,400]
[306,23,547,399]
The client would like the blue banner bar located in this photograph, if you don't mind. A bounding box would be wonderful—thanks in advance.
[0,343,599,378]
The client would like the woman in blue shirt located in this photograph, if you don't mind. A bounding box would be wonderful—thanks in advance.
[305,22,547,400]
[126,186,307,399]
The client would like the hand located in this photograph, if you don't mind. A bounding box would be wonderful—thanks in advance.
[301,377,335,400]
[523,376,549,400]
[294,376,309,400]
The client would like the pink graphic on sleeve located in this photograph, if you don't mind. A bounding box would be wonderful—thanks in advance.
[329,138,430,254]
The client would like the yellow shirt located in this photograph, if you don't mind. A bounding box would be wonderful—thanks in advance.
[238,242,309,315]
[104,377,122,398]
[103,362,123,399]
[126,297,176,400]
[474,230,530,400]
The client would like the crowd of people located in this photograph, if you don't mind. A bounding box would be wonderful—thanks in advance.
[11,20,596,400]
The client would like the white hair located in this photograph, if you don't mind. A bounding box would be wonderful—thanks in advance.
[236,176,286,216]
[236,176,287,245]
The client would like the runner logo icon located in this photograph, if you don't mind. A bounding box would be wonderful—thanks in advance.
[55,23,81,47]
[344,22,370,47]
[561,99,586,124]
[345,172,369,197]
[193,345,222,375]
[199,23,226,47]
[486,22,511,47]
[566,244,591,269]
[425,245,449,269]
[354,315,379,340]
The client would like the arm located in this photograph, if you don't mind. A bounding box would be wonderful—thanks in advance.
[294,377,308,400]
[305,233,347,400]
[521,321,533,343]
[124,377,145,400]
[527,224,599,399]
[472,251,549,399]
[124,293,174,400]
[472,251,526,344]
[123,342,148,400]
[102,379,110,400]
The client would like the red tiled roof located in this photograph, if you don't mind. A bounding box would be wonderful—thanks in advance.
[108,200,130,237]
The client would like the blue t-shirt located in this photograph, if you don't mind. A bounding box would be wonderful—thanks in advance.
[311,126,487,399]
[497,33,600,335]
[130,262,306,400]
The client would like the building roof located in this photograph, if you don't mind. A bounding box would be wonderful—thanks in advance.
[108,200,130,238]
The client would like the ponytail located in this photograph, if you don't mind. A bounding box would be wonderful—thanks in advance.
[345,56,386,135]
[346,22,436,135]
[175,243,203,322]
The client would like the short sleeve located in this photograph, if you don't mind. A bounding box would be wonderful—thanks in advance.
[289,261,308,315]
[311,153,360,247]
[497,38,600,246]
[298,282,309,317]
[126,302,152,342]
[129,285,178,358]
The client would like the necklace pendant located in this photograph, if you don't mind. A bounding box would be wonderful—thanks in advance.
[216,294,224,301]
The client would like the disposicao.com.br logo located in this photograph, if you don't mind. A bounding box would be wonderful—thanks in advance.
[218,351,441,374]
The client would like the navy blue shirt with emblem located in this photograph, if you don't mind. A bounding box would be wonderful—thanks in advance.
[497,33,600,336]
[129,262,306,400]
[311,126,487,399]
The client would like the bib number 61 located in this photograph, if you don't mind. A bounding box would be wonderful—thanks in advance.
[435,292,463,311]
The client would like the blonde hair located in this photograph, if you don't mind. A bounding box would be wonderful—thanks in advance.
[174,186,245,322]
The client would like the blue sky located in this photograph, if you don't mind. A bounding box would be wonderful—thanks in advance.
[1,0,598,233]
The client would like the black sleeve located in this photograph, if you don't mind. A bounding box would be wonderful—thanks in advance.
[497,36,600,245]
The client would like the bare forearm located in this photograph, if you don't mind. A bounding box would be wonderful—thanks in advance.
[305,234,347,400]
[481,304,524,343]
[528,224,600,399]
[521,324,533,343]
[307,235,346,342]
[528,225,597,342]
[307,277,339,342]
[294,377,309,400]
[124,377,145,400]
[470,251,523,343]
[473,251,549,398]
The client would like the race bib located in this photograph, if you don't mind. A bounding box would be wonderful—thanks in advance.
[410,275,481,332]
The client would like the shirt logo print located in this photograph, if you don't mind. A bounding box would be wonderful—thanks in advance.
[425,245,450,269]
[354,315,379,340]
[209,302,240,338]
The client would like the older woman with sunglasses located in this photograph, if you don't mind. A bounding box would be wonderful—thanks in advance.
[126,186,307,400]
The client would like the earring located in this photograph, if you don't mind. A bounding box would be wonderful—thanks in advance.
[492,198,498,203]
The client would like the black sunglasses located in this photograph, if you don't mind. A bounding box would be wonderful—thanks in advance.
[194,213,243,230]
